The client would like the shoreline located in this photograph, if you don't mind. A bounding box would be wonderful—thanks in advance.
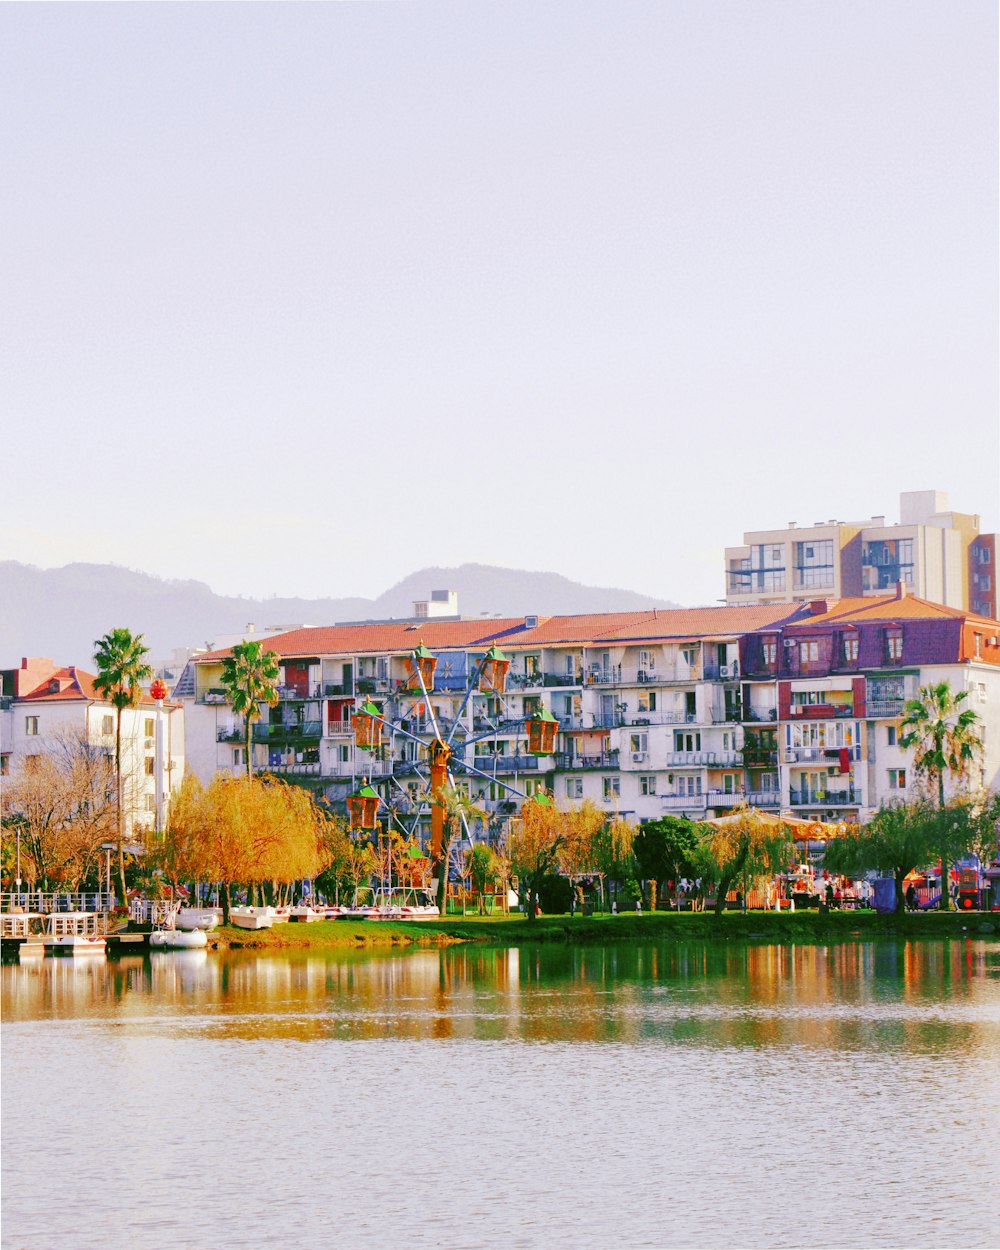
[202,909,1000,952]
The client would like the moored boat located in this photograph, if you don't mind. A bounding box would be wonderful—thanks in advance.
[41,913,107,956]
[230,907,274,930]
[175,908,219,932]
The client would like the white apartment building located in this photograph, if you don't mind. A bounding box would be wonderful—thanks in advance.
[0,657,185,838]
[178,595,1000,837]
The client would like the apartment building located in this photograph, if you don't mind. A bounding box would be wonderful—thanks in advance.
[724,489,997,615]
[180,594,1000,836]
[0,657,185,838]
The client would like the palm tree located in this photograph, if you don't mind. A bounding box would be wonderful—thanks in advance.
[220,641,281,779]
[899,681,982,910]
[93,627,152,907]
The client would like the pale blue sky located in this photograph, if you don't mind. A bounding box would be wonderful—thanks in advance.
[3,2,997,606]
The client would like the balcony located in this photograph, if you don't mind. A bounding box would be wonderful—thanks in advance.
[707,790,781,809]
[326,720,354,736]
[743,707,777,722]
[467,755,540,774]
[660,793,707,811]
[868,699,905,718]
[253,720,322,743]
[325,756,395,778]
[789,786,861,806]
[787,703,856,720]
[323,680,354,697]
[541,674,583,688]
[276,683,323,701]
[741,749,778,767]
[554,751,620,771]
[216,726,245,744]
[784,745,860,764]
[622,711,691,726]
[263,761,323,777]
[709,706,742,724]
[664,750,742,768]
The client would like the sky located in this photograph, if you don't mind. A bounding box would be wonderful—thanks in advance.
[2,2,997,608]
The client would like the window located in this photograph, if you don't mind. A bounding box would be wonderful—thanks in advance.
[674,731,701,752]
[977,546,992,564]
[144,757,155,776]
[25,716,39,736]
[602,777,620,801]
[799,641,819,663]
[842,636,858,663]
[974,633,983,658]
[630,733,649,753]
[887,726,897,747]
[523,655,540,677]
[233,749,243,766]
[723,774,735,794]
[973,681,987,705]
[681,647,697,670]
[677,776,702,797]
[762,642,776,666]
[794,539,834,589]
[102,715,114,735]
[638,650,655,671]
[888,769,906,790]
[145,794,157,812]
[566,778,583,799]
[144,717,154,737]
[640,775,657,795]
[886,632,903,662]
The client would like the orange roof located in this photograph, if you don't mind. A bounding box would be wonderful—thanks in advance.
[19,666,100,702]
[775,593,970,629]
[193,603,808,663]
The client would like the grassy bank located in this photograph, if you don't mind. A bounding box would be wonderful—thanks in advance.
[208,908,1000,951]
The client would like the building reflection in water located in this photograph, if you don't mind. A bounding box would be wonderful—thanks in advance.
[3,939,998,1057]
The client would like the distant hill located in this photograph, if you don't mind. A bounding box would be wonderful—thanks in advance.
[1,561,681,665]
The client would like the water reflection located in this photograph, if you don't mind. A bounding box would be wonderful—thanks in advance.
[4,940,999,1056]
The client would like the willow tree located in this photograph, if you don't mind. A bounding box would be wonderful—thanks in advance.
[93,627,152,904]
[557,802,633,911]
[900,681,982,910]
[824,801,939,913]
[164,774,328,923]
[221,640,281,779]
[696,807,794,916]
[506,797,568,922]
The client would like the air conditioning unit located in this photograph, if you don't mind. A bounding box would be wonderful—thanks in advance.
[783,639,797,648]
[720,665,732,678]
[632,752,646,763]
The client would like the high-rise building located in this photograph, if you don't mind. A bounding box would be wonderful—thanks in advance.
[724,490,996,614]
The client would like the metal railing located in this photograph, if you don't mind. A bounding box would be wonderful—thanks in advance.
[789,786,860,806]
[784,745,860,764]
[323,681,354,697]
[264,761,322,776]
[554,751,620,771]
[744,708,777,722]
[867,700,905,718]
[664,750,742,767]
[252,721,322,742]
[660,793,707,810]
[706,790,781,808]
[2,891,117,914]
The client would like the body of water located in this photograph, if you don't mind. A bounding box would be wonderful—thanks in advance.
[2,939,999,1249]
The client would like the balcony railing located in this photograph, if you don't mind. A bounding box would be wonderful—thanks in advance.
[622,711,691,726]
[787,704,856,720]
[710,706,742,724]
[743,708,777,722]
[741,749,778,767]
[554,751,621,771]
[326,720,354,736]
[263,762,323,777]
[217,727,244,743]
[323,681,354,697]
[664,750,742,767]
[784,745,860,764]
[276,683,323,701]
[660,793,707,810]
[867,699,905,718]
[789,786,860,806]
[467,755,540,774]
[706,790,781,808]
[253,721,322,743]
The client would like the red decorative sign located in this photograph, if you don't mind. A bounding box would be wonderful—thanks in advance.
[150,679,168,701]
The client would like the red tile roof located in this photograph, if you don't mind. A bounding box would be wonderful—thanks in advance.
[193,604,809,663]
[772,593,970,629]
[19,666,100,702]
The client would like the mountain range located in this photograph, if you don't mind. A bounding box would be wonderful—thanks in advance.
[2,561,682,667]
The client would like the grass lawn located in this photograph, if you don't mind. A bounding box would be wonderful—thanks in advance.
[208,907,998,951]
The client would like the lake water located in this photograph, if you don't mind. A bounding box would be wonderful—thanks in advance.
[3,939,999,1249]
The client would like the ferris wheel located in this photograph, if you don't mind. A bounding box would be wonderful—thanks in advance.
[346,644,559,861]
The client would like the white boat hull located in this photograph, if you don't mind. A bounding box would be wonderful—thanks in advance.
[42,935,106,956]
[175,908,219,931]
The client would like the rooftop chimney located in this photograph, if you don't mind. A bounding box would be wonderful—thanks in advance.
[809,599,831,616]
[895,580,907,600]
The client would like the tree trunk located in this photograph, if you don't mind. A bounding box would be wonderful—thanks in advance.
[245,714,253,779]
[894,869,906,914]
[115,707,127,909]
[220,881,231,926]
[434,833,452,917]
[937,771,950,910]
